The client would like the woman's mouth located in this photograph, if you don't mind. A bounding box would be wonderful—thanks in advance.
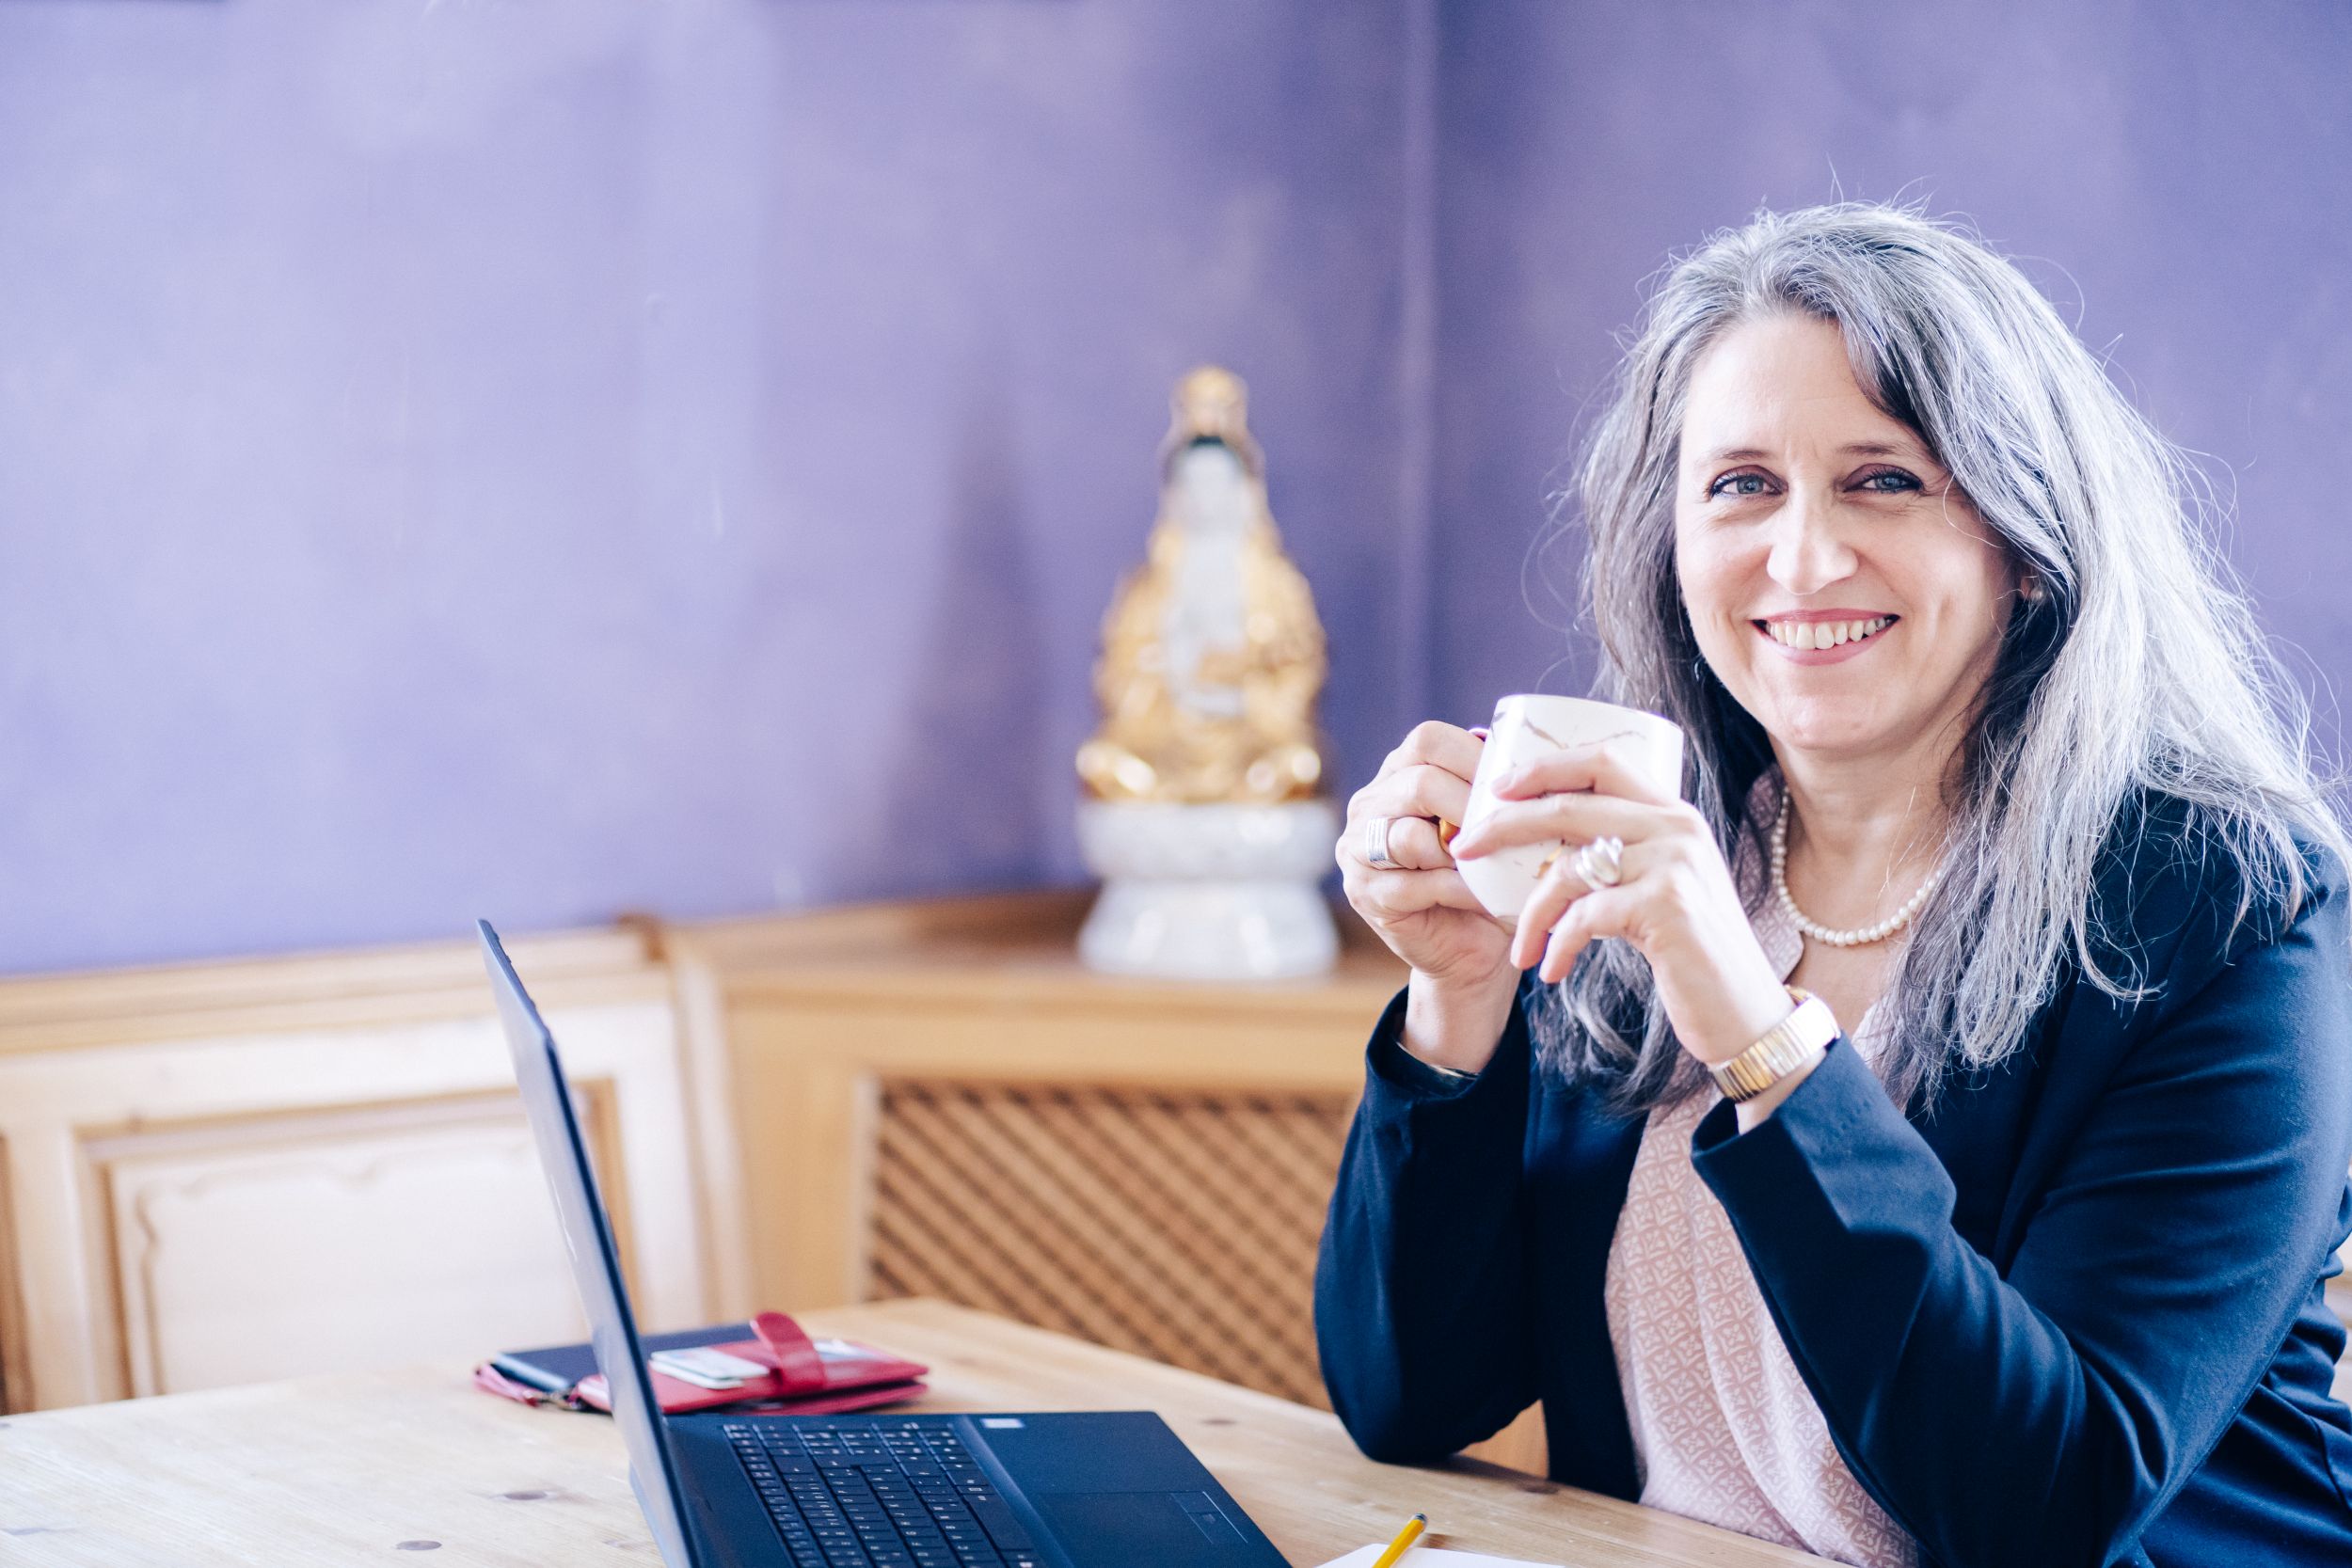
[1752,614,1899,664]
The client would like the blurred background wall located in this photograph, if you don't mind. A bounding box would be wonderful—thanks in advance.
[3,0,2346,974]
[1426,0,2352,733]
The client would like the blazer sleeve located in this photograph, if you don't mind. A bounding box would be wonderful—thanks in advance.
[1692,863,2352,1568]
[1313,982,1540,1462]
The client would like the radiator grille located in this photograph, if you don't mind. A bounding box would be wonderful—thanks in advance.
[866,1080,1355,1407]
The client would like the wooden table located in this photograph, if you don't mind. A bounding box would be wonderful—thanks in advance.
[0,1299,1825,1567]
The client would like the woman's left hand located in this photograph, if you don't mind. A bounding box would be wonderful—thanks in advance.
[1446,739,1794,1068]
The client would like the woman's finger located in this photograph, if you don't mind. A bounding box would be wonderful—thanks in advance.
[1491,737,1681,808]
[1507,838,1644,969]
[1349,762,1474,832]
[1339,812,1452,874]
[1355,867,1491,922]
[1352,814,1453,873]
[1384,720,1487,785]
[1539,882,1646,982]
[1455,788,1661,860]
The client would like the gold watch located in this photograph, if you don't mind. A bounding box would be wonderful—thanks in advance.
[1709,986,1837,1103]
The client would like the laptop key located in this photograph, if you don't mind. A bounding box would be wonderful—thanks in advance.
[967,1497,1034,1550]
[763,1510,820,1546]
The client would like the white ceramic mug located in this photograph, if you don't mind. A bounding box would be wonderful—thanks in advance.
[1454,695,1687,923]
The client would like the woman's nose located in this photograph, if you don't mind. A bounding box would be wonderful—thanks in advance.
[1765,483,1859,594]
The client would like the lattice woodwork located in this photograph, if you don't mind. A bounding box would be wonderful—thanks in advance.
[866,1080,1356,1408]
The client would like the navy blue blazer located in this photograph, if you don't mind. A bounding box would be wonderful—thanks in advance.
[1315,790,2352,1567]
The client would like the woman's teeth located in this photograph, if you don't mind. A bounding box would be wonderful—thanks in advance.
[1764,615,1894,651]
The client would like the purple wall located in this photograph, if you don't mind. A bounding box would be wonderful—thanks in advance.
[0,0,1422,972]
[1429,0,2352,740]
[4,1,2347,974]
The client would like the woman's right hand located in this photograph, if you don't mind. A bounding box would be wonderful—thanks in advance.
[1338,722,1521,1072]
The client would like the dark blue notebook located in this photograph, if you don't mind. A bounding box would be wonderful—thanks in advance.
[489,1321,754,1397]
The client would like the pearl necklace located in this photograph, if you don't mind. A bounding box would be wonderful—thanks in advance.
[1771,787,1947,948]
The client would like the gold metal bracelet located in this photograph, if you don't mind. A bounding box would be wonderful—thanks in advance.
[1708,986,1838,1103]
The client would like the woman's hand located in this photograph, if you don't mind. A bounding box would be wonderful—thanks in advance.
[1338,722,1520,1071]
[1447,738,1791,1068]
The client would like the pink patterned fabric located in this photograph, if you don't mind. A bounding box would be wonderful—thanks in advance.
[1600,767,1917,1568]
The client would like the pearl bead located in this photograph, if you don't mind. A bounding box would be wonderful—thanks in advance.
[1771,786,1945,948]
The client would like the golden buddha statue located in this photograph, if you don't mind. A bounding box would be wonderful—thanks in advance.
[1075,367,1331,805]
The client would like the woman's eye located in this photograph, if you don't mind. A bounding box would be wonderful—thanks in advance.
[1708,471,1772,498]
[1855,468,1922,493]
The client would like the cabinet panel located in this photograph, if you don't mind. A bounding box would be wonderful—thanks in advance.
[99,1097,590,1398]
[0,932,712,1413]
[0,1140,21,1413]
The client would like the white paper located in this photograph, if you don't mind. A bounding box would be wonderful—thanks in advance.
[1315,1544,1562,1568]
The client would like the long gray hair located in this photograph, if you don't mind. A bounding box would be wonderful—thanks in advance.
[1536,202,2350,1113]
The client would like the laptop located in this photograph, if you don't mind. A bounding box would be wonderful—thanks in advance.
[480,920,1291,1568]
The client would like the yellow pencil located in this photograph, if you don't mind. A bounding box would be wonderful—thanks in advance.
[1368,1512,1427,1568]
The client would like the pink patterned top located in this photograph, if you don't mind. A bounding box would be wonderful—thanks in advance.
[1600,767,1917,1568]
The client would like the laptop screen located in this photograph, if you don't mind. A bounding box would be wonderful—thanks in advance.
[481,920,704,1568]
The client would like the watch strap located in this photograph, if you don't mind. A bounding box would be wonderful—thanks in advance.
[1709,986,1838,1102]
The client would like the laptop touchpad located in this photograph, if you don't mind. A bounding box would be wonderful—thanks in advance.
[1033,1492,1249,1562]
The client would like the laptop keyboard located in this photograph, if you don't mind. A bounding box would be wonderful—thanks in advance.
[722,1418,1044,1568]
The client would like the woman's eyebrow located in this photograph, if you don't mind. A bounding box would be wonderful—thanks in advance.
[1688,439,1919,467]
[1692,445,1772,467]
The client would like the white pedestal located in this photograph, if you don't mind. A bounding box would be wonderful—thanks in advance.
[1075,800,1341,980]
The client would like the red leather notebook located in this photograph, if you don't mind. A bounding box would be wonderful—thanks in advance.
[474,1309,928,1417]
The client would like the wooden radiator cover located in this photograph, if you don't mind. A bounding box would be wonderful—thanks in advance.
[866,1080,1355,1408]
[668,892,1549,1471]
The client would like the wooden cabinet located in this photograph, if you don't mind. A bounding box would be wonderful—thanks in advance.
[667,893,1398,1391]
[0,890,1533,1474]
[4,888,2340,1464]
[663,890,1548,1472]
[0,928,718,1412]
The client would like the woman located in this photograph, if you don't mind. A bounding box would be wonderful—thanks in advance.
[1318,203,2352,1568]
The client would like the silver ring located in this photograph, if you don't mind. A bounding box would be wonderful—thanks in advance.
[1573,834,1625,889]
[1364,816,1402,870]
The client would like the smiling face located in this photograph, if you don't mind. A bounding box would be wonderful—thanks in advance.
[1673,312,2021,771]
